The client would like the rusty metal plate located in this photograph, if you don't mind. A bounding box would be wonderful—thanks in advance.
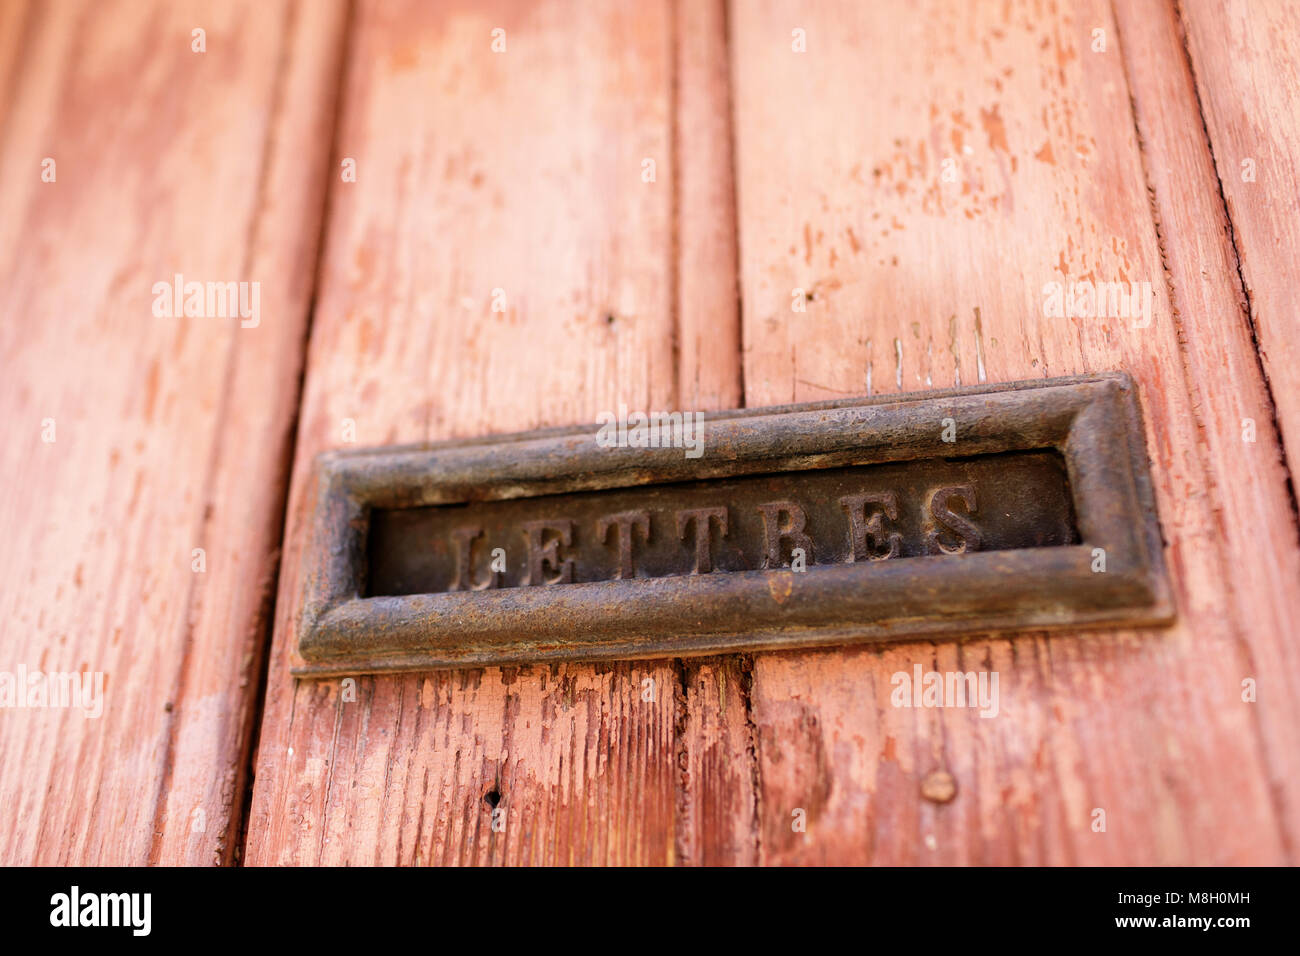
[291,372,1173,676]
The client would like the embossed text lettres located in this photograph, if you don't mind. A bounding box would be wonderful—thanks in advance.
[838,492,902,561]
[521,518,575,585]
[926,485,981,555]
[756,500,815,569]
[448,525,502,591]
[675,506,728,574]
[596,510,650,580]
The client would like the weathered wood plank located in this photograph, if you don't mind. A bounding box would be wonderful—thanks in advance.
[0,1,33,129]
[1114,0,1300,865]
[677,655,759,865]
[151,0,350,866]
[671,0,756,867]
[730,0,1298,863]
[245,0,749,865]
[1180,0,1300,480]
[0,0,344,864]
[675,0,743,412]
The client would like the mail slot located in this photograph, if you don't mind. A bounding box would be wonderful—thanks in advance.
[291,372,1172,676]
[365,452,1076,594]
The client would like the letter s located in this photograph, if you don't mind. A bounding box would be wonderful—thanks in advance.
[925,484,981,554]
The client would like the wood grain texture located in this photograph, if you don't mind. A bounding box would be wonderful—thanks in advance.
[676,655,759,865]
[675,0,743,412]
[151,0,350,865]
[0,0,343,864]
[0,1,33,130]
[8,0,1295,867]
[730,0,1299,863]
[671,0,756,866]
[245,0,750,865]
[1180,0,1300,479]
[1113,0,1300,865]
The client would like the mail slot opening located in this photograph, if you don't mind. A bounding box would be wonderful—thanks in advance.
[363,450,1077,597]
[295,376,1172,675]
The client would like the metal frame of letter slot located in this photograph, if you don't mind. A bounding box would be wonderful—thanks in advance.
[290,372,1174,677]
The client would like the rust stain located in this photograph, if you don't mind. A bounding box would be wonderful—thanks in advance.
[767,575,793,605]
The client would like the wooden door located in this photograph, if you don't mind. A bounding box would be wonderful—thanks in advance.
[1,0,1297,866]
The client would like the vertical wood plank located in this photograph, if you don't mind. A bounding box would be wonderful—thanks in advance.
[675,0,743,412]
[0,1,33,128]
[1180,0,1300,479]
[246,0,749,865]
[0,0,344,864]
[676,655,759,865]
[730,0,1298,863]
[671,0,757,867]
[1113,0,1300,866]
[152,0,350,865]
